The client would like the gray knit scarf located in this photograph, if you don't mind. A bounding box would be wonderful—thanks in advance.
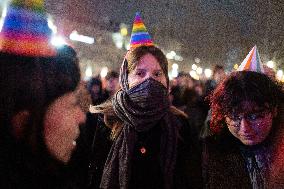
[100,58,179,189]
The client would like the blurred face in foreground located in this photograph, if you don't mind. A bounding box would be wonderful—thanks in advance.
[225,101,276,146]
[128,53,167,88]
[44,91,86,163]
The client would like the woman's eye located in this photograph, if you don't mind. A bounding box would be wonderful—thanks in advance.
[136,71,143,76]
[154,72,163,77]
[248,112,265,121]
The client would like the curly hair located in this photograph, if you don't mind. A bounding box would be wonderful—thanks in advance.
[209,71,284,134]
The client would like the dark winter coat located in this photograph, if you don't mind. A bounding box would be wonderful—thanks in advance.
[0,130,79,189]
[202,114,284,189]
[69,113,202,189]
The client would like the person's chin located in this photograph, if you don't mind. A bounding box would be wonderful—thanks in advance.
[241,138,260,146]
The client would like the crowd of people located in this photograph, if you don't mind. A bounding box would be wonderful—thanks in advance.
[1,1,284,189]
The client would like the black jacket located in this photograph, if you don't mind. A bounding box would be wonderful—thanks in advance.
[70,113,202,189]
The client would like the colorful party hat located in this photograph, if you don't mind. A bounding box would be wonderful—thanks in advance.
[0,0,56,56]
[129,12,154,49]
[237,45,264,73]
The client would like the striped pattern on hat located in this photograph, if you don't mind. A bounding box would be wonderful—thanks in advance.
[130,12,154,49]
[0,0,55,57]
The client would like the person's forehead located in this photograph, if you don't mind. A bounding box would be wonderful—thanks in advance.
[136,54,161,69]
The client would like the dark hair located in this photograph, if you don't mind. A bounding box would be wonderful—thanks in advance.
[126,45,169,87]
[0,45,80,157]
[213,65,224,76]
[87,77,102,92]
[105,71,119,81]
[92,46,186,139]
[210,71,284,133]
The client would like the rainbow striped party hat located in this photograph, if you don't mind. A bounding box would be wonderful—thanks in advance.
[129,12,154,49]
[0,0,56,56]
[237,45,264,73]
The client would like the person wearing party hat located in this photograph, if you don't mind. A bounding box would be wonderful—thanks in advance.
[0,0,86,188]
[202,46,284,188]
[87,12,202,189]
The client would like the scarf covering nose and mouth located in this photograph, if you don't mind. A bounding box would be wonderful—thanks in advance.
[100,58,180,189]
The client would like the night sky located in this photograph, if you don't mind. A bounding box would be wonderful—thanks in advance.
[45,0,284,69]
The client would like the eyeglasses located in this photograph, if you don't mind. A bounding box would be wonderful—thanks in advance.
[225,110,270,128]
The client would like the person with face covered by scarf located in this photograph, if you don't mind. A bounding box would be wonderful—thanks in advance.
[84,13,202,189]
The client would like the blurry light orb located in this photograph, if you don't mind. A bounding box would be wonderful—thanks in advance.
[0,4,7,32]
[120,27,128,36]
[204,68,212,78]
[172,63,179,70]
[196,67,203,75]
[192,64,197,70]
[190,70,199,80]
[276,70,283,80]
[51,36,66,47]
[85,66,92,78]
[100,67,109,78]
[266,60,275,69]
[194,58,200,64]
[166,51,176,60]
[234,64,239,70]
[47,17,57,34]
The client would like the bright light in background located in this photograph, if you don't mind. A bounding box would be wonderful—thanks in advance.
[70,30,95,44]
[0,4,7,32]
[100,67,109,78]
[234,64,239,70]
[166,51,176,59]
[171,63,179,78]
[51,36,67,47]
[196,67,203,75]
[194,57,200,64]
[120,28,128,36]
[204,68,212,78]
[192,64,197,70]
[85,65,92,80]
[174,55,183,61]
[190,70,199,80]
[276,70,283,81]
[125,42,130,50]
[112,32,123,49]
[120,23,128,36]
[47,17,57,34]
[172,63,179,70]
[266,60,275,69]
